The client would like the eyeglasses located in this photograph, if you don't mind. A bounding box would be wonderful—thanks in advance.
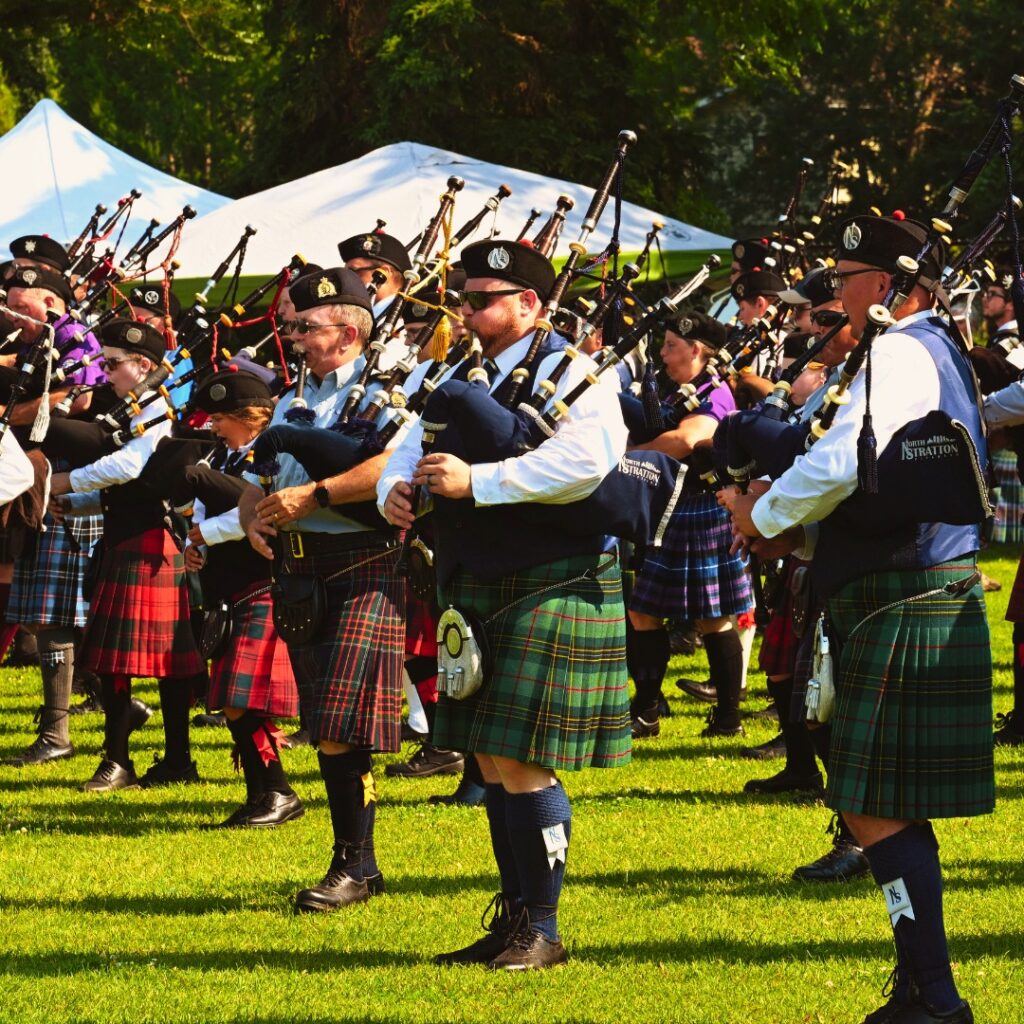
[983,289,1007,299]
[822,267,878,296]
[458,289,524,311]
[809,309,846,328]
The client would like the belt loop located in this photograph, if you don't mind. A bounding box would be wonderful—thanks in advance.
[288,532,305,559]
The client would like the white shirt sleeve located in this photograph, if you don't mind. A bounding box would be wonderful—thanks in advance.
[198,507,244,546]
[68,412,172,494]
[471,353,628,506]
[0,431,35,504]
[983,381,1024,428]
[751,331,940,538]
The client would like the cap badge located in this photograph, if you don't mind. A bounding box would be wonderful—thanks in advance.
[412,302,428,318]
[734,282,745,298]
[21,268,37,286]
[361,235,381,256]
[676,317,694,336]
[23,240,36,253]
[1001,273,1014,290]
[144,289,160,305]
[487,246,511,271]
[842,222,863,251]
[317,276,338,299]
[125,326,143,345]
[734,243,745,259]
[209,383,227,402]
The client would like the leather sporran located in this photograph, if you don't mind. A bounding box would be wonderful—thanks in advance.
[407,537,437,602]
[271,574,327,647]
[200,599,232,660]
[436,606,492,700]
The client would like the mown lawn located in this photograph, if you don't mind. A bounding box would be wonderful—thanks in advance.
[0,546,1021,1024]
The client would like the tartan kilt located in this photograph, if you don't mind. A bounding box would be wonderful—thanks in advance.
[7,513,103,627]
[1004,550,1024,623]
[758,560,801,678]
[208,591,298,717]
[990,449,1024,545]
[825,558,994,820]
[81,527,203,678]
[283,539,405,752]
[434,552,632,772]
[630,491,753,621]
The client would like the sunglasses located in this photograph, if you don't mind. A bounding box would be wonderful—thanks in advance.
[99,355,141,371]
[809,309,846,328]
[282,319,344,335]
[458,288,524,311]
[822,267,878,296]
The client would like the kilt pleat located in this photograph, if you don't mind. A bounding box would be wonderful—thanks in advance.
[7,513,103,627]
[82,528,203,678]
[208,592,298,717]
[826,558,994,820]
[434,553,632,772]
[284,542,405,752]
[630,491,753,621]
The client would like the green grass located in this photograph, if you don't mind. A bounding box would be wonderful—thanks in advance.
[1,547,1022,1024]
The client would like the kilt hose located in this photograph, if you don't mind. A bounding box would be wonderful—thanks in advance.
[7,512,103,627]
[81,527,203,678]
[1004,551,1024,623]
[208,591,298,718]
[630,491,753,621]
[434,552,632,772]
[825,558,994,820]
[281,538,405,752]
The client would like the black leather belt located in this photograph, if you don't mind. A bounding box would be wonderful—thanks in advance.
[281,529,396,559]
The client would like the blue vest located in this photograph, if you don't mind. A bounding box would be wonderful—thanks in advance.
[432,332,604,585]
[814,316,989,596]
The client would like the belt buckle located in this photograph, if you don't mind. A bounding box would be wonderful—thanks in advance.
[287,532,305,559]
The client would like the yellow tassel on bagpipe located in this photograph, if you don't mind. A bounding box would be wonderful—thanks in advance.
[431,315,451,361]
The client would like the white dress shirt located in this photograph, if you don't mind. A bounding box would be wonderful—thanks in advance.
[377,330,628,512]
[751,310,941,541]
[0,431,35,504]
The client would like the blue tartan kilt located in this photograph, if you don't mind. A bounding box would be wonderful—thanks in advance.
[629,491,753,621]
[7,513,103,628]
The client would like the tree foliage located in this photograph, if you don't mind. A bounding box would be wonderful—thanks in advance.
[0,0,1021,245]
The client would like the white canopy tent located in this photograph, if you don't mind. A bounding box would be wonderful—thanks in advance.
[172,141,732,277]
[0,99,229,256]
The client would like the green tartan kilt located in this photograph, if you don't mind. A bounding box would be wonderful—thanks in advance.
[433,552,632,772]
[826,558,994,820]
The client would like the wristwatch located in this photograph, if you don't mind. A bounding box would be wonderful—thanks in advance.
[313,481,331,508]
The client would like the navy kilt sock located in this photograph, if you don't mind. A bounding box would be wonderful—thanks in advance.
[226,713,267,804]
[1012,622,1024,719]
[626,623,669,718]
[318,748,375,882]
[100,674,132,769]
[158,677,193,769]
[862,822,962,1013]
[485,782,520,900]
[505,782,572,941]
[703,629,744,729]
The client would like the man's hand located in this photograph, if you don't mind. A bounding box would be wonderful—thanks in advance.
[246,517,276,560]
[729,492,763,540]
[183,544,206,572]
[186,524,206,546]
[751,527,803,560]
[47,496,66,525]
[412,453,472,499]
[50,471,72,497]
[255,482,316,528]
[383,481,416,529]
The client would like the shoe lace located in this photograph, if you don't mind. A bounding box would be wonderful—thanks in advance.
[505,907,534,950]
[704,706,718,727]
[995,709,1020,731]
[880,965,897,999]
[480,892,508,933]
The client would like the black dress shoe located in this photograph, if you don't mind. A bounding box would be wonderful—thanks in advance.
[206,799,264,829]
[245,790,304,827]
[434,893,516,965]
[82,758,140,792]
[428,775,487,807]
[384,742,464,778]
[861,997,973,1024]
[793,840,871,883]
[488,928,568,971]
[744,767,823,795]
[287,728,311,747]
[294,869,369,913]
[740,732,786,760]
[5,735,75,767]
[139,756,200,788]
[699,707,744,738]
[676,678,717,703]
[630,713,660,738]
[128,697,153,733]
[69,694,103,716]
[192,711,226,728]
[993,710,1024,746]
[365,872,386,896]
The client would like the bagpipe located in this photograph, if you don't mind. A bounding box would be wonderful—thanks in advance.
[715,74,1024,523]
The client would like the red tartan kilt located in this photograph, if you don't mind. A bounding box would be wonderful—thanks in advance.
[208,592,299,717]
[405,587,438,658]
[82,528,203,678]
[1006,551,1024,623]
